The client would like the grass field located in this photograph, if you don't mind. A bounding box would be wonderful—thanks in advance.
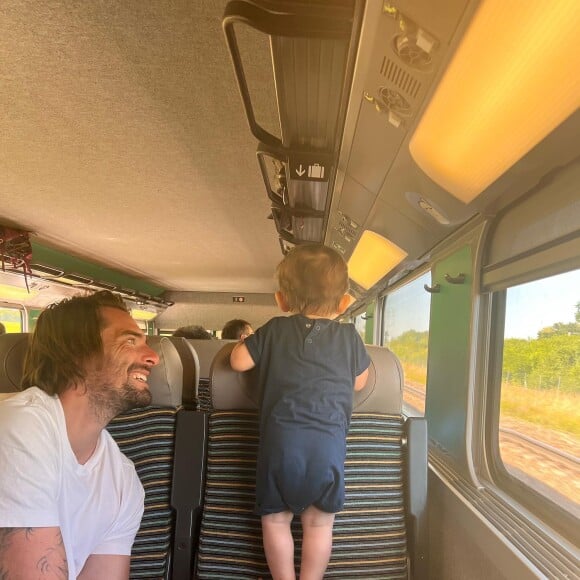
[402,363,579,437]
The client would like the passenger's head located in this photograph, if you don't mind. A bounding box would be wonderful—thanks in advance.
[275,244,350,317]
[22,291,159,414]
[0,322,6,335]
[221,319,253,340]
[173,325,213,340]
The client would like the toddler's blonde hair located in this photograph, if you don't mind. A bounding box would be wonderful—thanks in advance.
[276,244,349,316]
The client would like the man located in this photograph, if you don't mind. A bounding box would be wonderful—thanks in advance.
[172,325,213,339]
[221,319,253,340]
[0,290,159,579]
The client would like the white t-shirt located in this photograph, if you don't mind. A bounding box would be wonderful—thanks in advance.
[0,387,144,578]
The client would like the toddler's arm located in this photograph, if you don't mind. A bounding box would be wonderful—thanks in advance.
[230,342,256,372]
[354,367,369,391]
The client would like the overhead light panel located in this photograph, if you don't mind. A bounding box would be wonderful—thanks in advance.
[130,309,158,322]
[348,231,407,290]
[409,0,580,203]
[0,283,38,301]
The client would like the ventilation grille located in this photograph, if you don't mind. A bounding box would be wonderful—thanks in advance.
[393,34,433,71]
[379,87,412,116]
[380,57,421,99]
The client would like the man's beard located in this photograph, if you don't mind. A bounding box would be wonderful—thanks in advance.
[87,365,152,422]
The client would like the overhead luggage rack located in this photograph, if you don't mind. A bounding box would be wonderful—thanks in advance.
[223,0,364,249]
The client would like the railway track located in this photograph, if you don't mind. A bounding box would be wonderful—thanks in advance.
[402,383,580,507]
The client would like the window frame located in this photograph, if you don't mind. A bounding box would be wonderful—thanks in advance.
[378,266,432,418]
[0,302,26,333]
[484,283,579,543]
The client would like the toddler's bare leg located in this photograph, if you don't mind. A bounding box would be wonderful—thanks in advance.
[299,506,335,580]
[262,510,296,580]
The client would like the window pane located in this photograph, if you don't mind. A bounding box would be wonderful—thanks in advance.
[382,272,431,415]
[0,307,23,333]
[354,314,366,342]
[500,269,580,517]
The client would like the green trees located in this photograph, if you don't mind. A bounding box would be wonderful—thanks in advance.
[503,303,580,392]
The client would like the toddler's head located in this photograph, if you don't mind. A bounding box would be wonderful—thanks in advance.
[275,244,349,317]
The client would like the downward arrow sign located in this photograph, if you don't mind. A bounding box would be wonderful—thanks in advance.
[296,164,305,177]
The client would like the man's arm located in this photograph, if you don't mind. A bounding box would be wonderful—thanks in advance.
[78,554,130,580]
[0,527,68,579]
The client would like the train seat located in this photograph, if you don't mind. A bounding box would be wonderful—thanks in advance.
[195,342,428,579]
[0,333,30,393]
[186,338,235,411]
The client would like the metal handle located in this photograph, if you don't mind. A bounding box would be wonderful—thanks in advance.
[444,273,465,284]
[424,283,440,293]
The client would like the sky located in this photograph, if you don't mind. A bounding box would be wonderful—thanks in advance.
[505,269,579,339]
[382,270,579,341]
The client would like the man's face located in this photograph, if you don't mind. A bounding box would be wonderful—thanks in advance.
[86,306,160,420]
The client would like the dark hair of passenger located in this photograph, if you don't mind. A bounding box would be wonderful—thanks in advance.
[22,290,128,396]
[173,325,213,340]
[221,319,252,340]
[276,244,349,316]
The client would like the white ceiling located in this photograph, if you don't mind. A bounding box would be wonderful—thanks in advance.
[0,1,282,293]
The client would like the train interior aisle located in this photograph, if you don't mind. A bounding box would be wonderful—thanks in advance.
[1,0,578,578]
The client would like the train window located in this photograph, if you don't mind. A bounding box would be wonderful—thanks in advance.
[0,306,24,333]
[381,271,431,415]
[354,304,375,344]
[497,269,579,519]
[354,313,366,342]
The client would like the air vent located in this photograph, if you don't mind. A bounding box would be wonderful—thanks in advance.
[380,57,421,98]
[394,33,433,70]
[379,87,412,116]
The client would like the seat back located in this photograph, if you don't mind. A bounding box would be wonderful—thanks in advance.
[186,339,234,411]
[196,343,426,579]
[106,336,190,578]
[0,333,29,393]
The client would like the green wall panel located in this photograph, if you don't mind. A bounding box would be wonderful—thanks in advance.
[425,245,473,469]
[32,242,164,297]
[365,302,375,345]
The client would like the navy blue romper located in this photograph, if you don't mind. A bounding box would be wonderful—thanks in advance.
[244,315,371,516]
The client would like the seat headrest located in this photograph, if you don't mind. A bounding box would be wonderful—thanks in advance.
[210,343,259,410]
[186,339,234,378]
[0,333,184,407]
[0,333,29,393]
[209,343,403,414]
[145,336,185,407]
[353,345,403,414]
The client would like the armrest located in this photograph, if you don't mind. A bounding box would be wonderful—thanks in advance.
[404,417,429,578]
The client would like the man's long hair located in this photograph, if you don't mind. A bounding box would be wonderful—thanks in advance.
[22,291,128,395]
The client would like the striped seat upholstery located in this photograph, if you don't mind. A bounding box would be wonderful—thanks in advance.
[186,339,234,412]
[108,407,178,579]
[107,336,188,579]
[198,378,212,412]
[196,343,410,579]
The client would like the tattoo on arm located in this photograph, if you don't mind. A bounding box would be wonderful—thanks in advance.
[0,527,68,579]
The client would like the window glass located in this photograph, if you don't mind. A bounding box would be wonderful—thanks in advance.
[382,271,431,415]
[135,320,148,332]
[500,269,580,516]
[0,306,24,333]
[354,313,367,343]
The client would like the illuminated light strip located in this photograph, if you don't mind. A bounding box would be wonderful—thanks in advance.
[409,0,580,203]
[348,231,407,290]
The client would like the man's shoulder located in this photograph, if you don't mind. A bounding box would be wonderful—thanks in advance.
[0,387,59,422]
[0,388,62,451]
